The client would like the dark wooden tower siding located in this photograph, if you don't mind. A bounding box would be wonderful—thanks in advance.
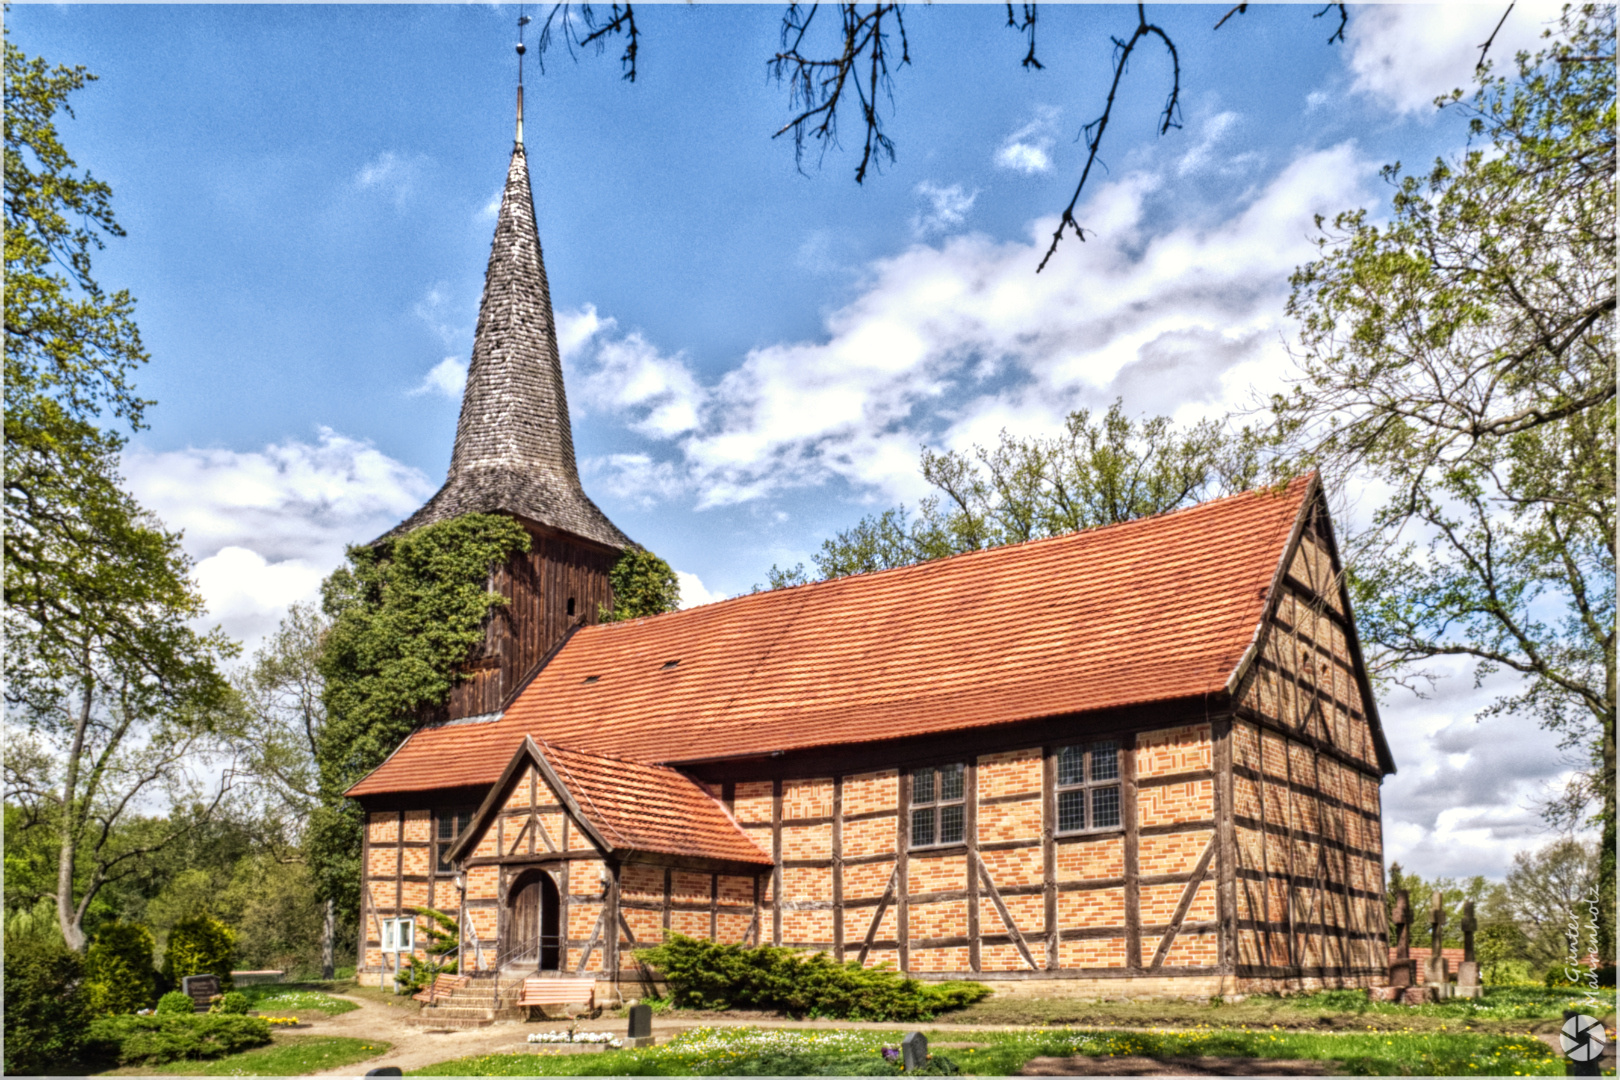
[450,525,619,719]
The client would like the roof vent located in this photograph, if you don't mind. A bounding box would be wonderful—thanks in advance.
[662,659,680,669]
[583,675,600,683]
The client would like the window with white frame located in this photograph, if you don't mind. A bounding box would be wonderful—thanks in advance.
[380,917,415,953]
[1055,741,1122,833]
[910,762,966,848]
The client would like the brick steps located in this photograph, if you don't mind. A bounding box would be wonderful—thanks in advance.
[411,980,533,1028]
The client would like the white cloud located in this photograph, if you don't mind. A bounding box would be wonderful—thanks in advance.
[1378,658,1584,878]
[414,283,468,349]
[191,547,327,652]
[577,142,1366,510]
[409,356,467,398]
[1175,110,1242,176]
[911,181,977,237]
[994,106,1059,175]
[123,430,433,653]
[675,570,726,609]
[354,150,423,207]
[1345,3,1561,115]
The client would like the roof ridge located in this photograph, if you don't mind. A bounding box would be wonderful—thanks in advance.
[585,474,1314,630]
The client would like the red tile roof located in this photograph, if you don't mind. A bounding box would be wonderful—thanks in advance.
[348,476,1315,798]
[536,742,772,865]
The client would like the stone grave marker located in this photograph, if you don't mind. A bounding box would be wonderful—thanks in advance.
[1455,900,1482,999]
[626,1003,655,1048]
[181,974,220,1013]
[1423,889,1449,997]
[902,1031,929,1073]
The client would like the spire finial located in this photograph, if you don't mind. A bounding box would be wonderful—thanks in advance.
[515,8,531,144]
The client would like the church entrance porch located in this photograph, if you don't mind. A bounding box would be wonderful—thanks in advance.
[500,867,560,973]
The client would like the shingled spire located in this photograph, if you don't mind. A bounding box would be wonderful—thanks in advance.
[381,94,630,550]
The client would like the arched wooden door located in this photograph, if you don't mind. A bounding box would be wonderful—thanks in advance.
[502,869,561,971]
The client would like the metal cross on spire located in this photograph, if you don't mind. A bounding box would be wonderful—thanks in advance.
[515,7,532,143]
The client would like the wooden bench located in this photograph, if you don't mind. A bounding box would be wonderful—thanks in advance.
[517,977,598,1016]
[412,973,469,1004]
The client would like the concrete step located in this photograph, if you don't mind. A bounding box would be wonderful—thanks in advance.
[418,1006,502,1020]
[406,1015,493,1030]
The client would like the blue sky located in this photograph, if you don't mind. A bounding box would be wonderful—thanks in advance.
[9,2,1577,877]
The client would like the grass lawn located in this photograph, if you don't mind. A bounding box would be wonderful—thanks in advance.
[926,986,1612,1033]
[238,982,360,1017]
[99,1035,389,1076]
[410,1025,1570,1076]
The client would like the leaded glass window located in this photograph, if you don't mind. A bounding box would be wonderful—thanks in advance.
[910,763,965,848]
[1054,741,1123,834]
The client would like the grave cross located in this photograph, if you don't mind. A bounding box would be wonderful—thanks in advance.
[1460,900,1477,963]
[1428,889,1446,959]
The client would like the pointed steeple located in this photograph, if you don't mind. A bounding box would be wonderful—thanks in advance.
[380,105,630,550]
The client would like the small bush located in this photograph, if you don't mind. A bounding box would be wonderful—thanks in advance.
[156,990,197,1015]
[86,921,157,1015]
[1545,963,1615,988]
[216,990,250,1014]
[3,927,91,1074]
[162,913,238,991]
[634,933,991,1021]
[85,1013,271,1066]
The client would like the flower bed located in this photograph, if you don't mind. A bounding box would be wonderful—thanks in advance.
[527,1030,623,1047]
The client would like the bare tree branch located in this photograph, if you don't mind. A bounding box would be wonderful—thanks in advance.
[1477,3,1516,73]
[1313,3,1348,45]
[769,3,911,183]
[1038,4,1180,272]
[1005,3,1042,70]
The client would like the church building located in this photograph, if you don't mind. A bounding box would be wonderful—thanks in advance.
[344,82,1396,1003]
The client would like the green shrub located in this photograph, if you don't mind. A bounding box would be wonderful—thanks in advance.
[85,1013,271,1066]
[634,933,991,1020]
[216,990,250,1014]
[86,921,157,1015]
[1546,963,1617,988]
[161,913,237,991]
[156,990,196,1015]
[3,927,91,1074]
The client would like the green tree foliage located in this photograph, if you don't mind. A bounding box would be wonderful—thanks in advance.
[1503,836,1601,971]
[1384,862,1507,950]
[1279,7,1616,960]
[602,546,682,621]
[764,401,1261,588]
[310,513,531,928]
[3,919,91,1073]
[636,933,989,1020]
[3,35,236,952]
[160,914,237,992]
[230,604,344,977]
[85,920,156,1016]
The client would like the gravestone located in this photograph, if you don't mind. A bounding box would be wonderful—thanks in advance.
[902,1031,929,1073]
[1423,890,1449,998]
[364,1068,403,1077]
[1455,900,1482,999]
[625,1003,655,1048]
[1388,889,1416,989]
[181,974,220,1013]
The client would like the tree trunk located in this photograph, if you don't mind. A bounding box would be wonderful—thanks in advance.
[322,897,336,980]
[57,674,93,952]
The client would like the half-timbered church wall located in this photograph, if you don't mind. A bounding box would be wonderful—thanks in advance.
[348,80,1395,1002]
[1226,497,1390,989]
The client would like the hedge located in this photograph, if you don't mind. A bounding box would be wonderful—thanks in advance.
[85,1014,272,1066]
[634,933,990,1020]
